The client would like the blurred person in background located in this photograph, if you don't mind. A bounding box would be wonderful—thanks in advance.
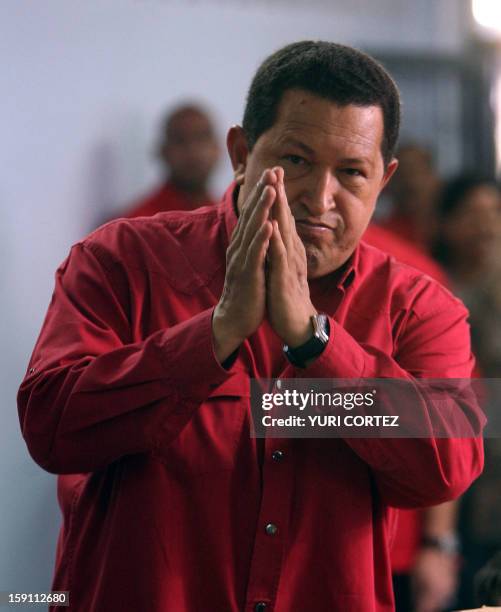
[473,550,501,608]
[124,102,221,218]
[433,175,501,321]
[380,142,442,252]
[433,174,501,609]
[364,223,448,285]
[364,225,461,612]
[453,551,501,610]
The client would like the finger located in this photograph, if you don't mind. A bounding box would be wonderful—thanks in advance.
[239,184,276,253]
[294,244,308,281]
[237,169,277,233]
[291,217,308,276]
[245,219,273,272]
[279,215,307,282]
[229,170,277,253]
[229,179,263,252]
[271,167,294,256]
[275,180,305,276]
[267,219,288,277]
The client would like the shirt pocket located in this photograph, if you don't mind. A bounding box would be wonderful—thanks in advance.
[159,370,250,478]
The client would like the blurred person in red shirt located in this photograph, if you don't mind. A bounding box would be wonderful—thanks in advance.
[124,102,221,218]
[380,143,441,252]
[368,144,467,612]
[433,175,501,610]
[365,224,461,612]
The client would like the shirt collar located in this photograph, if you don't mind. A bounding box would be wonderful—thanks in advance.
[221,181,358,290]
[338,247,358,290]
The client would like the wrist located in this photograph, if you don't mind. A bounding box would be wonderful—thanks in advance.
[283,313,330,369]
[282,309,318,348]
[212,307,245,364]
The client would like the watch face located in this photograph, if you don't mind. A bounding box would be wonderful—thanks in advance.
[313,314,329,343]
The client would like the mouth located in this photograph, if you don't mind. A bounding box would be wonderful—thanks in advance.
[295,220,337,234]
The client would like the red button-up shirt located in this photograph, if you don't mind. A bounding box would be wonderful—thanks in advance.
[124,181,216,218]
[18,185,483,612]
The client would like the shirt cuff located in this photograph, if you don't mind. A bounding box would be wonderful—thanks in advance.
[158,307,235,403]
[291,317,365,379]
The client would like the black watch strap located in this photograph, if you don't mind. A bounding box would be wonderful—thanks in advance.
[421,534,460,555]
[283,314,330,368]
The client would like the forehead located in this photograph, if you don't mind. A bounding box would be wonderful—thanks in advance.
[463,185,501,209]
[398,146,432,167]
[167,110,213,138]
[263,89,384,159]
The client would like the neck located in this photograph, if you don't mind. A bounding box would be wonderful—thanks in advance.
[169,177,209,205]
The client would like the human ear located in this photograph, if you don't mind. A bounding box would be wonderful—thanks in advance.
[380,158,399,192]
[227,125,249,185]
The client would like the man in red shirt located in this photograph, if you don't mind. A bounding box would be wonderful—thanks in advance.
[379,143,441,252]
[124,102,220,217]
[18,41,483,612]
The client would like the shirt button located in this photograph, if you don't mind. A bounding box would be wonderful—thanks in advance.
[272,450,284,462]
[254,603,267,612]
[265,523,278,536]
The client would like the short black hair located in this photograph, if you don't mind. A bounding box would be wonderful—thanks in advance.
[436,174,498,221]
[432,173,499,264]
[242,40,401,167]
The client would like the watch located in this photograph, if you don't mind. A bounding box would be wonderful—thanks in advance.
[283,314,330,368]
[421,533,460,556]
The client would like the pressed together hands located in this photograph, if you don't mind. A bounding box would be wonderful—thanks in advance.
[212,167,318,364]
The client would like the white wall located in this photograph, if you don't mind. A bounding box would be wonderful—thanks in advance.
[1,0,471,600]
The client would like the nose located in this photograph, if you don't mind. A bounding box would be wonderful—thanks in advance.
[304,169,337,216]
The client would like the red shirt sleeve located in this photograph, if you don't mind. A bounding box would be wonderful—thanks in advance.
[284,284,485,509]
[17,242,231,474]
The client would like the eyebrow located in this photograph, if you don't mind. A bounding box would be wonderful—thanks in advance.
[338,157,374,167]
[280,138,374,167]
[279,138,315,155]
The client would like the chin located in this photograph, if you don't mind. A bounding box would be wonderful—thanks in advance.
[305,250,333,279]
[305,245,352,279]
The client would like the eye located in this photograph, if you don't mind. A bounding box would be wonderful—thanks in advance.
[342,168,364,177]
[283,154,307,166]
